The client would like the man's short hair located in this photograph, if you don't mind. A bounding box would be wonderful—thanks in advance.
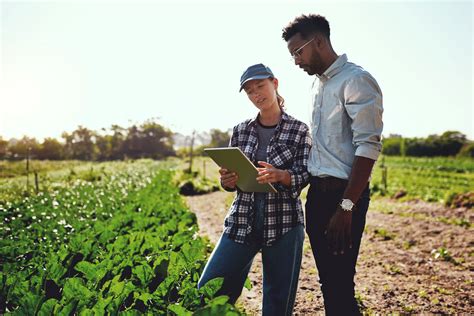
[282,14,331,41]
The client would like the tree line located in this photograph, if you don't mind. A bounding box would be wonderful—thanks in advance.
[1,124,472,161]
[382,131,473,157]
[0,120,231,161]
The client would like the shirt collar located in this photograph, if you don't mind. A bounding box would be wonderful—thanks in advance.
[316,53,348,82]
[248,110,288,127]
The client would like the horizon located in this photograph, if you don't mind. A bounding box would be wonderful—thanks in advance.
[1,1,473,141]
[1,117,472,143]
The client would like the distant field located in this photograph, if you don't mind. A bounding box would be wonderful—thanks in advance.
[371,156,473,204]
[0,160,174,203]
[187,155,473,205]
[0,160,87,178]
[2,155,473,205]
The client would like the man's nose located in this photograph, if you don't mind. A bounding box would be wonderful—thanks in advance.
[294,57,302,66]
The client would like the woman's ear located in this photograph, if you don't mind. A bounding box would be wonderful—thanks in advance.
[272,78,279,90]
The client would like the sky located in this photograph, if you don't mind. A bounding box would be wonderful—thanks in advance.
[0,0,473,142]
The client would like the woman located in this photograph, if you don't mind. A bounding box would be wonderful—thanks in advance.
[198,63,311,316]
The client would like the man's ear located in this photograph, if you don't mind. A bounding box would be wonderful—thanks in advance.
[315,34,329,49]
[315,34,323,48]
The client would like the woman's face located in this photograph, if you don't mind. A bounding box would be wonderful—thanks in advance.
[242,78,278,111]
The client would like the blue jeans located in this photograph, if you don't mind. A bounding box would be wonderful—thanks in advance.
[198,198,304,316]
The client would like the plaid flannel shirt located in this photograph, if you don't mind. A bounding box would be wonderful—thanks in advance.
[223,111,312,246]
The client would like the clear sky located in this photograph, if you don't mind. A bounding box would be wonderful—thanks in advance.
[1,0,473,141]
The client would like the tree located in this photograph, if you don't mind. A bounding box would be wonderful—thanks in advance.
[123,125,142,159]
[140,120,175,159]
[381,137,402,156]
[8,136,39,160]
[209,129,231,148]
[110,125,126,160]
[403,131,467,157]
[37,138,63,160]
[61,132,74,159]
[457,142,474,158]
[121,120,175,160]
[0,137,8,159]
[95,133,113,161]
[437,131,467,156]
[68,126,97,160]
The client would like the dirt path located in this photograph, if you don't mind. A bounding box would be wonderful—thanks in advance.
[186,192,473,314]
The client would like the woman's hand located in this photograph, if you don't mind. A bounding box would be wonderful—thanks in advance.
[219,168,238,189]
[256,161,291,186]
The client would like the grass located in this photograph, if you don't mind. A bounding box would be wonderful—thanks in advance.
[372,227,396,240]
[431,247,456,263]
[384,264,403,275]
[303,242,313,255]
[418,289,428,299]
[0,160,86,178]
[402,239,417,250]
[371,156,474,205]
[402,304,415,313]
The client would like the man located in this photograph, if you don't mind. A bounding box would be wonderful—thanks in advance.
[282,14,383,315]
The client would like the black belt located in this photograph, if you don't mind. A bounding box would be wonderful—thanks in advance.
[310,176,348,192]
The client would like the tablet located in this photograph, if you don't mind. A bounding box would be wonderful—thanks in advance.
[204,147,277,193]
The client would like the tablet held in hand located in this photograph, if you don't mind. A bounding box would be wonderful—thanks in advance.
[204,147,277,193]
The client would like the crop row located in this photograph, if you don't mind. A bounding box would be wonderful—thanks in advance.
[370,156,473,204]
[1,162,240,315]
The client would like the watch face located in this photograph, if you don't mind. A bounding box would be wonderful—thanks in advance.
[341,199,354,210]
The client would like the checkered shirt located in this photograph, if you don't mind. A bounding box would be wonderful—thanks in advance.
[223,111,311,246]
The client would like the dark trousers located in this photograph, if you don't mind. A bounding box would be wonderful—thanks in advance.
[305,176,370,316]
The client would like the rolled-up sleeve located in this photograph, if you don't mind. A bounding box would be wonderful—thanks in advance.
[344,73,384,161]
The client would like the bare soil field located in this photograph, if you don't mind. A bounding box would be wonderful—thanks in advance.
[186,192,473,315]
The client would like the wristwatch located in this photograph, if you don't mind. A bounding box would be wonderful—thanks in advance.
[340,199,355,212]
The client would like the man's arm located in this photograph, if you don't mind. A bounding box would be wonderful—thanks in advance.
[343,156,375,202]
[327,73,383,255]
[326,156,375,255]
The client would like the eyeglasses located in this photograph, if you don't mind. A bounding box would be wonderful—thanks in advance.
[290,37,315,61]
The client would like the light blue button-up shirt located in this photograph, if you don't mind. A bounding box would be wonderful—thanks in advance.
[308,54,383,179]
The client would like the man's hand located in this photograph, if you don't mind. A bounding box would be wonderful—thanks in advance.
[256,161,291,186]
[219,168,238,189]
[326,205,353,255]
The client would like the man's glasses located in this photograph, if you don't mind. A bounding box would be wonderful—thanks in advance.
[291,37,315,61]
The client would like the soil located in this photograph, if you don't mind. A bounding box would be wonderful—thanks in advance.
[186,192,473,315]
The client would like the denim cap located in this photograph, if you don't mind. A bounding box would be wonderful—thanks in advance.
[239,63,274,92]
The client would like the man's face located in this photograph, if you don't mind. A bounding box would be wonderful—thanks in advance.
[287,33,323,76]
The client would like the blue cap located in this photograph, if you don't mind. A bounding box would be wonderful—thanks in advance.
[239,63,275,92]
